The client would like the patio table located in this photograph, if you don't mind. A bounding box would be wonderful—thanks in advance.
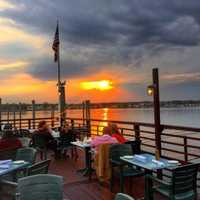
[71,141,93,177]
[0,161,29,180]
[120,153,179,200]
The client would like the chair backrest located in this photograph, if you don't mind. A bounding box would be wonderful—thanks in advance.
[27,159,51,176]
[115,193,135,200]
[109,144,132,162]
[172,163,199,196]
[19,129,32,138]
[15,147,37,164]
[18,137,31,147]
[16,174,63,200]
[59,132,74,146]
[125,140,141,154]
[3,123,13,130]
[32,134,47,149]
[0,148,17,160]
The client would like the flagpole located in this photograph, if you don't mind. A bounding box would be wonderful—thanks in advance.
[56,21,66,127]
[57,21,62,126]
[57,21,61,85]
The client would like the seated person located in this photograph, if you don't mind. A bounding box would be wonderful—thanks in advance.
[91,126,118,151]
[0,130,22,151]
[59,125,75,157]
[109,123,127,143]
[33,120,57,154]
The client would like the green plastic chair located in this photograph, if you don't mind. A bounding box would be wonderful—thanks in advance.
[146,163,199,200]
[115,193,135,200]
[109,144,144,193]
[18,137,31,147]
[16,174,63,200]
[0,148,17,160]
[15,147,37,164]
[32,134,48,160]
[26,159,51,176]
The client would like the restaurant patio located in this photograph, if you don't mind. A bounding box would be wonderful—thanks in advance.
[0,115,200,200]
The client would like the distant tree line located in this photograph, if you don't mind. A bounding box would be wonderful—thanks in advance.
[0,100,200,111]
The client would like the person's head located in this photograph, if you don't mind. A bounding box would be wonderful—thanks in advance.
[2,130,15,139]
[109,123,120,134]
[102,126,112,135]
[38,120,48,131]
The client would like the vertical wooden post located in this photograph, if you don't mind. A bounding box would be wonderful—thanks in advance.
[51,105,55,128]
[0,98,2,131]
[82,101,86,125]
[153,68,161,158]
[184,136,188,163]
[71,119,74,130]
[13,109,16,129]
[7,109,10,124]
[28,119,31,129]
[134,124,140,141]
[85,100,91,136]
[58,81,66,127]
[19,103,22,129]
[32,100,36,129]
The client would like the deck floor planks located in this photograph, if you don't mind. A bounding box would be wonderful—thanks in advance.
[47,149,200,200]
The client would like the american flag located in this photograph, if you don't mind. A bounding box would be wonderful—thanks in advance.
[52,22,60,62]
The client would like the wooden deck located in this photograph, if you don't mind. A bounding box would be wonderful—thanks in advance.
[1,149,199,200]
[49,150,155,200]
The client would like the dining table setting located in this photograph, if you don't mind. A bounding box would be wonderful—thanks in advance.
[0,159,29,177]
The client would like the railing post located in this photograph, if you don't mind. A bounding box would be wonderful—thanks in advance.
[71,119,74,130]
[184,136,188,163]
[19,103,22,130]
[32,100,36,129]
[82,101,86,125]
[28,119,31,129]
[121,128,124,135]
[152,68,161,158]
[134,124,140,141]
[85,100,91,137]
[7,110,10,124]
[13,109,16,128]
[51,105,55,128]
[0,98,2,131]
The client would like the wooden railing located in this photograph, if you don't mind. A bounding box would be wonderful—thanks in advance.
[1,116,200,186]
[0,117,59,130]
[65,117,200,163]
[1,116,200,163]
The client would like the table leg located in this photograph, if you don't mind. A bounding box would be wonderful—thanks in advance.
[77,147,93,177]
[144,170,153,200]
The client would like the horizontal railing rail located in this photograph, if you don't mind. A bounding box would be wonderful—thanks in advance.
[1,116,200,186]
[66,117,200,187]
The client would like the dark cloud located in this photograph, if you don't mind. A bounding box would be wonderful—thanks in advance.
[1,0,200,82]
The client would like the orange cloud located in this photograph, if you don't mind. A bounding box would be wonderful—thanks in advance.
[0,73,58,102]
[0,60,28,71]
[0,17,46,50]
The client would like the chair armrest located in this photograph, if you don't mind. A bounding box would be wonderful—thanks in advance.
[146,174,171,188]
[110,159,124,166]
[0,180,18,187]
[0,180,18,199]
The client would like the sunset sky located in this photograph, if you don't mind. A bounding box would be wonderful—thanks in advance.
[0,0,200,103]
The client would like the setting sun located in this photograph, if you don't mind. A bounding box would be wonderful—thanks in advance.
[80,80,113,91]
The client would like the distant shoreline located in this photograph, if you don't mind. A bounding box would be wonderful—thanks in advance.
[1,100,200,111]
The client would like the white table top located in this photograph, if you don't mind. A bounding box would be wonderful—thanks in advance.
[51,130,60,138]
[120,153,179,171]
[71,141,91,148]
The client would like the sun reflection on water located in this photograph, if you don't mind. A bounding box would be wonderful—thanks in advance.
[98,108,108,135]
